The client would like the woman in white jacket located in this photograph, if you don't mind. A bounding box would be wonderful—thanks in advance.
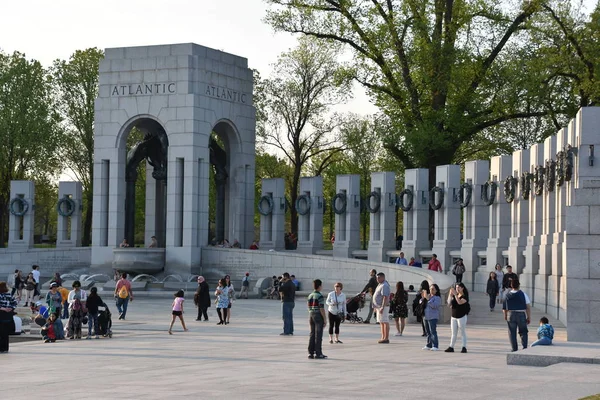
[326,282,347,344]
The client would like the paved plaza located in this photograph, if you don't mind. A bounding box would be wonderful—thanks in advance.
[4,291,600,399]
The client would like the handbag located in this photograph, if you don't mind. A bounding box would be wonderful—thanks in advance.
[334,292,345,319]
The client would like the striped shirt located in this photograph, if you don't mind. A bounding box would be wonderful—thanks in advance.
[0,292,17,310]
[307,290,324,313]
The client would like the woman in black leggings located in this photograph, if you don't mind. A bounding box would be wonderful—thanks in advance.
[325,282,347,344]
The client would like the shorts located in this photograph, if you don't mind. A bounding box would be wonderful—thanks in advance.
[376,307,389,323]
[172,311,182,316]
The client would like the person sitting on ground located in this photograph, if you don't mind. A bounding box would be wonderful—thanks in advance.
[532,317,554,346]
[119,238,130,248]
[249,241,259,250]
[232,239,242,248]
[32,301,49,327]
[41,313,58,343]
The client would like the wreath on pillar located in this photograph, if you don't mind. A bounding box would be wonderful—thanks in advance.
[56,196,76,217]
[565,146,574,182]
[296,194,312,216]
[332,193,347,215]
[503,175,518,203]
[556,150,566,187]
[366,191,381,213]
[533,165,545,196]
[9,197,29,217]
[257,195,274,216]
[459,183,472,209]
[545,159,556,193]
[481,181,497,206]
[520,172,533,200]
[398,188,414,212]
[429,186,444,210]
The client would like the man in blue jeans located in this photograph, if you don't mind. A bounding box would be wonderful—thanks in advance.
[502,279,531,351]
[114,273,134,320]
[279,272,296,335]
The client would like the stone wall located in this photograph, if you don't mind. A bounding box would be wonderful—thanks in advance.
[0,247,91,280]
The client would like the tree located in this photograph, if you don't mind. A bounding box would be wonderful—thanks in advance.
[0,51,63,246]
[264,0,567,181]
[52,48,103,246]
[257,36,352,234]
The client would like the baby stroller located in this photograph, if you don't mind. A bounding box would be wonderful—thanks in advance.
[345,293,365,323]
[97,304,113,338]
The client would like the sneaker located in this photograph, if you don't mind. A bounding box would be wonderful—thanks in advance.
[363,320,370,324]
[461,347,468,353]
[394,332,402,336]
[431,347,440,351]
[308,354,314,359]
[445,347,454,353]
[315,354,328,359]
[422,346,431,350]
[43,339,50,343]
[329,339,334,344]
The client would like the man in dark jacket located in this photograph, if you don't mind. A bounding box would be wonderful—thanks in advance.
[194,276,211,321]
[361,269,378,324]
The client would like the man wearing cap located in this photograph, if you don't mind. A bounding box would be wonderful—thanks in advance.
[194,276,210,321]
[46,282,63,316]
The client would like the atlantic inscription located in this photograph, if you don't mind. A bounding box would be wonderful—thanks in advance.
[205,85,248,104]
[111,82,176,96]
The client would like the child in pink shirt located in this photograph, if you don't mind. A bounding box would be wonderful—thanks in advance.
[169,290,188,334]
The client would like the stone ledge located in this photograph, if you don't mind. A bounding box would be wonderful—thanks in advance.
[506,342,600,367]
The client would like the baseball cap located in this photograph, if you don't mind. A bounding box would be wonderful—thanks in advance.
[50,282,58,288]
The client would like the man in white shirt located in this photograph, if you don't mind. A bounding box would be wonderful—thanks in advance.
[395,252,408,265]
[373,272,390,344]
[31,265,41,295]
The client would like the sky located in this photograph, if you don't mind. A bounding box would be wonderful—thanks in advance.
[0,0,376,116]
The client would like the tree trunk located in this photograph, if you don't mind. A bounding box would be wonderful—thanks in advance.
[0,197,6,248]
[290,166,301,236]
[82,189,93,247]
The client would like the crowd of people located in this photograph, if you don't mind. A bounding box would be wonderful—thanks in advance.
[0,262,555,357]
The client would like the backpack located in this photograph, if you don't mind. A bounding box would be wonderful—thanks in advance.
[242,277,249,287]
[414,297,427,318]
[118,284,129,299]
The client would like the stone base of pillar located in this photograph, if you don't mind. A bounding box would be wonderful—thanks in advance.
[367,243,392,263]
[508,238,526,274]
[486,238,509,268]
[546,275,561,319]
[518,272,536,304]
[261,241,283,251]
[297,242,318,255]
[533,274,548,311]
[401,241,429,262]
[460,246,482,291]
[333,243,359,258]
[473,271,490,293]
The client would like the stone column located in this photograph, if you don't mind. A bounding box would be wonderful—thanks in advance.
[565,106,600,339]
[368,172,396,262]
[56,181,83,247]
[333,175,361,258]
[535,135,557,310]
[259,178,286,250]
[462,160,490,292]
[431,165,461,273]
[522,144,544,301]
[486,155,512,268]
[8,180,35,248]
[108,149,126,248]
[297,176,324,254]
[508,149,530,274]
[402,169,430,262]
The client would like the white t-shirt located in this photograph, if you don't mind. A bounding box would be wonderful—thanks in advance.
[31,269,40,283]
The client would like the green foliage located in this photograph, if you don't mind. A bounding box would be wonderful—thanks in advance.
[264,0,589,171]
[33,177,58,240]
[256,36,352,233]
[126,127,146,245]
[52,47,103,246]
[0,50,63,246]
